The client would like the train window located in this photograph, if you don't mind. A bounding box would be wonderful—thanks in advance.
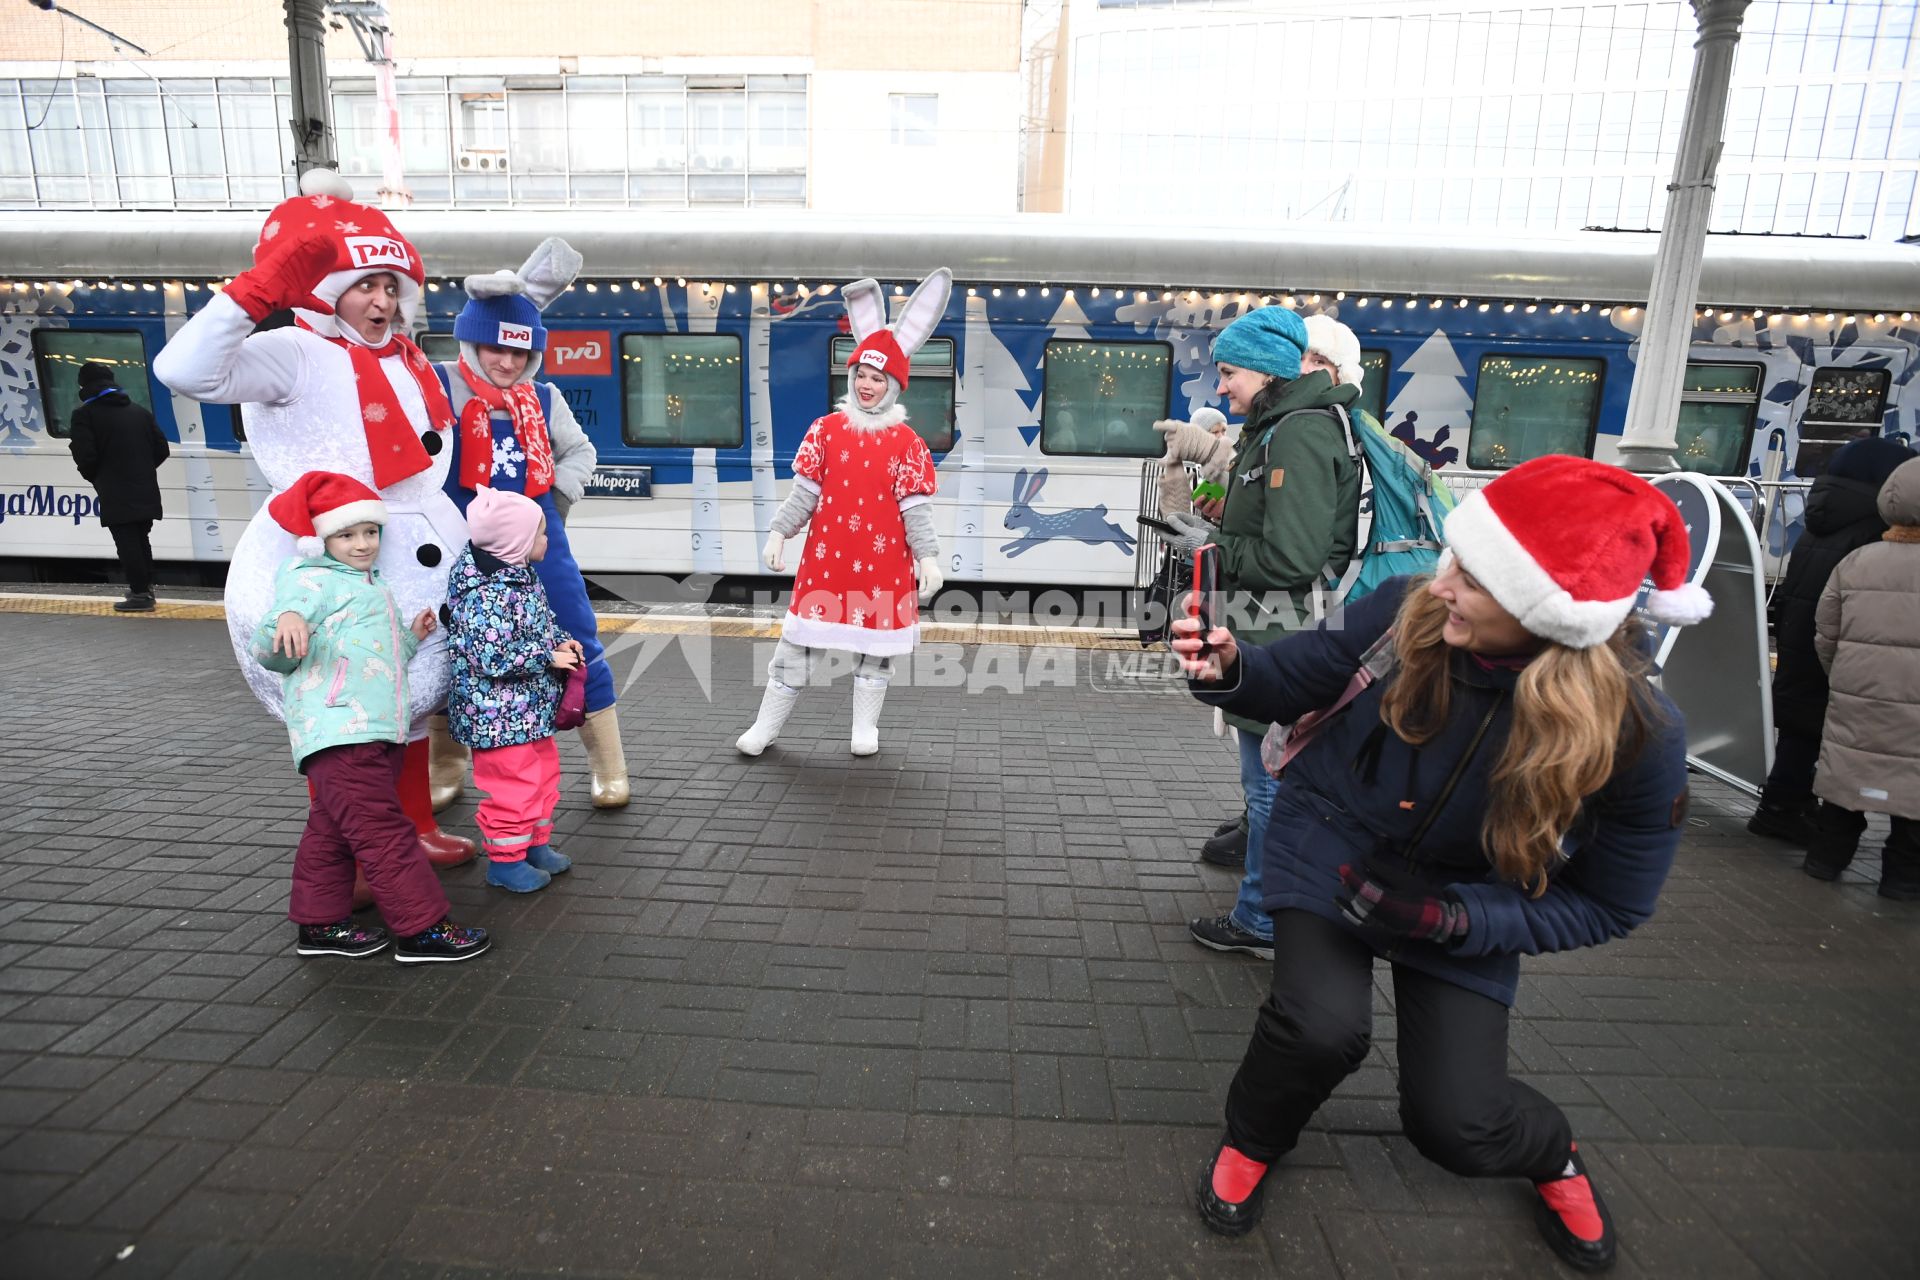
[1040,340,1173,458]
[1803,365,1891,430]
[828,336,956,451]
[419,333,461,362]
[1676,363,1763,475]
[1359,350,1390,424]
[31,330,154,440]
[1467,354,1603,469]
[618,333,743,448]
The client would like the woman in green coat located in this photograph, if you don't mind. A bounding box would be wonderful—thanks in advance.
[1162,307,1361,960]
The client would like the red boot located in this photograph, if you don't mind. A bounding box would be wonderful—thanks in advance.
[401,738,476,868]
[1533,1143,1616,1272]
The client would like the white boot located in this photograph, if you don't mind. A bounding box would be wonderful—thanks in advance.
[850,677,888,757]
[577,706,631,809]
[427,713,469,812]
[736,680,801,757]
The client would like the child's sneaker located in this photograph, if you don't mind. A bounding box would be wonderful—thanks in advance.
[295,919,390,958]
[486,858,551,893]
[525,843,572,875]
[393,918,491,964]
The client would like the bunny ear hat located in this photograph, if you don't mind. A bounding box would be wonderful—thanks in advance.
[842,268,953,405]
[454,236,583,383]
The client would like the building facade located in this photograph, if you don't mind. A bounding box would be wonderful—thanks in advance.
[0,0,1023,213]
[1037,0,1920,239]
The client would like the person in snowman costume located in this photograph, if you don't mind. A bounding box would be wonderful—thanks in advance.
[153,169,475,866]
[737,269,950,758]
[428,238,629,809]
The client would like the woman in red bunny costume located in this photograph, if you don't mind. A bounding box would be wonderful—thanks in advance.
[154,170,474,865]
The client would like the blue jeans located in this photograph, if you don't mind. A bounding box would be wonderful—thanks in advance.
[1230,727,1279,941]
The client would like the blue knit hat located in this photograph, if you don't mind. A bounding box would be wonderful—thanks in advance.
[1211,307,1308,381]
[453,292,547,352]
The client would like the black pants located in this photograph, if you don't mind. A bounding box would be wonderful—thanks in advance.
[1760,728,1822,808]
[106,520,154,596]
[1809,803,1918,879]
[1225,910,1572,1181]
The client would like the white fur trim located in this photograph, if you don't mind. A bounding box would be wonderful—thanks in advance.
[295,535,325,557]
[835,396,909,432]
[779,611,919,656]
[1647,582,1714,626]
[464,270,527,300]
[1443,490,1636,649]
[299,168,354,201]
[311,498,388,541]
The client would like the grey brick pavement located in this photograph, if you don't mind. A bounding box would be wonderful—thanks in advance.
[0,612,1916,1279]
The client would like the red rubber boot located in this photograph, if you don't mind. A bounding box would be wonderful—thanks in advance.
[401,738,476,869]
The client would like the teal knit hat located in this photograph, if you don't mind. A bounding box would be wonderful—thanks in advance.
[1211,307,1308,380]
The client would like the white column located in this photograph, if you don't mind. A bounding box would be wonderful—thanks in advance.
[1616,0,1750,473]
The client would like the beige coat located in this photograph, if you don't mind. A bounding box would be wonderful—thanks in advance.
[1815,456,1920,819]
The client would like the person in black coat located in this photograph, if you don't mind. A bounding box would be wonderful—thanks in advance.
[67,362,170,612]
[1748,434,1917,843]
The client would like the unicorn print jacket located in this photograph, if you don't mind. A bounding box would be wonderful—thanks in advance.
[253,555,421,769]
[444,545,571,751]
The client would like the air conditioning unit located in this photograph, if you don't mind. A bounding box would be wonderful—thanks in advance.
[457,150,509,172]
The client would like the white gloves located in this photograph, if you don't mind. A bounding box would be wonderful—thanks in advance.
[916,556,944,603]
[762,532,785,572]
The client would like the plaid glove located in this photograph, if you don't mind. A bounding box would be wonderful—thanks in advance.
[1335,865,1469,943]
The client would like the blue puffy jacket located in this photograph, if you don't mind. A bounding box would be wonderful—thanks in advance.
[445,545,571,751]
[1194,577,1690,1005]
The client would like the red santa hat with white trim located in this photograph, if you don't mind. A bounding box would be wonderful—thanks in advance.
[1441,455,1714,650]
[253,169,426,330]
[269,470,388,559]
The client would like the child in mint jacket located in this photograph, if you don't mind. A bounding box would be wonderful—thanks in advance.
[254,471,490,965]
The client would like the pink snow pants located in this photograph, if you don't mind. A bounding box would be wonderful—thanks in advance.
[292,741,449,937]
[473,736,560,862]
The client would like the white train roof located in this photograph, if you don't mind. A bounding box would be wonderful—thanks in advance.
[1,209,1914,312]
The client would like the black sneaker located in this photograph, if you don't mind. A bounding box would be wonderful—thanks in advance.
[1212,815,1245,837]
[1532,1144,1615,1272]
[1189,914,1274,960]
[393,918,491,965]
[112,593,156,613]
[1200,824,1248,868]
[1195,1139,1271,1237]
[295,919,390,958]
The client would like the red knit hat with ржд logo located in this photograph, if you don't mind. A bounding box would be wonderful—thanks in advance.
[1441,455,1714,650]
[269,470,388,559]
[848,330,913,389]
[249,170,427,325]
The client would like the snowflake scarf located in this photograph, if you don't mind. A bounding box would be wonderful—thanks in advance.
[457,357,554,499]
[302,326,456,488]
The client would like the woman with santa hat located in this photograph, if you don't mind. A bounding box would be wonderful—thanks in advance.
[1174,455,1710,1271]
[736,268,951,758]
[428,238,630,810]
[153,169,475,867]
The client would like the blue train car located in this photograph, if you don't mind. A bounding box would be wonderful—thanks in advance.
[3,211,1915,586]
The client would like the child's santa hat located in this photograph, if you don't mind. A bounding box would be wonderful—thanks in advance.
[253,169,427,332]
[269,470,387,558]
[1442,455,1714,650]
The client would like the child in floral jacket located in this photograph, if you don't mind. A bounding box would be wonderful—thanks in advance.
[446,486,583,893]
[254,471,490,965]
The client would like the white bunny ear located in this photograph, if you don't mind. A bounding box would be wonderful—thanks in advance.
[516,236,582,311]
[463,269,526,300]
[891,268,952,355]
[842,278,886,342]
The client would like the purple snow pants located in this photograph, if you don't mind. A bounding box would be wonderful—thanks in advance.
[291,741,448,937]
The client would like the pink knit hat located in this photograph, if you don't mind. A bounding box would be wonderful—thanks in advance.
[466,486,544,565]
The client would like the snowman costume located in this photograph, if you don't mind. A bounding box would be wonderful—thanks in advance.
[153,171,472,858]
[431,237,630,809]
[737,269,950,758]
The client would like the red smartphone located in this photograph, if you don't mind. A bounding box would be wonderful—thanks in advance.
[1190,543,1222,658]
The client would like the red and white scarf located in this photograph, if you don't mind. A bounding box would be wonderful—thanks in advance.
[301,325,456,488]
[456,357,554,499]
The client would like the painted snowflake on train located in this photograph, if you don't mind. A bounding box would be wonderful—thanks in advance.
[0,286,77,452]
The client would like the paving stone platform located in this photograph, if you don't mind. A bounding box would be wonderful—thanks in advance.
[1,611,1916,1279]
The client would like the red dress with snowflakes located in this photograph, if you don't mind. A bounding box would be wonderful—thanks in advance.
[782,412,939,657]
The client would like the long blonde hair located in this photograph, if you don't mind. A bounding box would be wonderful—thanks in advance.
[1378,580,1657,896]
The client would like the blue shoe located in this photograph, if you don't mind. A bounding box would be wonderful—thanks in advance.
[525,843,571,875]
[486,858,550,893]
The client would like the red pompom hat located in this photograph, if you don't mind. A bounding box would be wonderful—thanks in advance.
[848,330,912,389]
[1441,455,1714,649]
[254,170,426,328]
[269,470,388,558]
